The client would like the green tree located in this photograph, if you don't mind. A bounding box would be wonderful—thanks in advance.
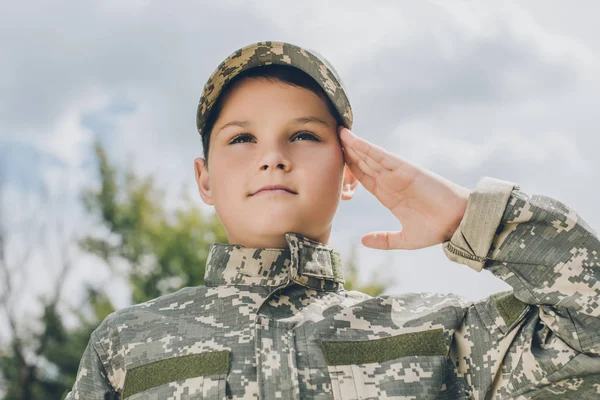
[0,139,226,399]
[0,161,115,399]
[342,243,389,296]
[79,141,228,304]
[0,288,114,400]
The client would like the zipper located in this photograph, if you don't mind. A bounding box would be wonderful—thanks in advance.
[446,241,487,263]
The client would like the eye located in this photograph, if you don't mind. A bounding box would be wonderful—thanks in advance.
[228,131,320,145]
[229,134,254,145]
[292,131,320,142]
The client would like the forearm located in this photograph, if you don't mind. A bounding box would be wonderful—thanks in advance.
[444,177,600,353]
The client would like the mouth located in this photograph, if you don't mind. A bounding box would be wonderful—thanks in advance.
[251,185,297,196]
[252,188,296,196]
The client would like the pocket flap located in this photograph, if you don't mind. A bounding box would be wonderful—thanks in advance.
[122,350,230,398]
[491,290,529,329]
[321,328,446,366]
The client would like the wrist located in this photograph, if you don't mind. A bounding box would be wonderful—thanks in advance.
[444,187,471,241]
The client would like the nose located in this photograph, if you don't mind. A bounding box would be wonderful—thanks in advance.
[261,160,290,172]
[259,147,291,172]
[262,163,288,171]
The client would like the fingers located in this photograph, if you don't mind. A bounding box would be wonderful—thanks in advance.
[342,147,377,193]
[344,144,376,176]
[342,131,383,174]
[340,128,401,171]
[340,128,382,194]
[362,231,407,250]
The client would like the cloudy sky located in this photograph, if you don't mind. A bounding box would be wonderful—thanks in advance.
[2,1,599,323]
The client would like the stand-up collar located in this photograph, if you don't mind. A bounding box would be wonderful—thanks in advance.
[203,232,345,291]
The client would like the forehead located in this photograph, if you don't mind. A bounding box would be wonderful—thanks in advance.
[217,78,333,120]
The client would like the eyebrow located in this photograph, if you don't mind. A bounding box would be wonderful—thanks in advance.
[291,116,331,127]
[217,116,331,135]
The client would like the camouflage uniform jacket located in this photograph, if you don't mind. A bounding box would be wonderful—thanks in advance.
[66,177,600,399]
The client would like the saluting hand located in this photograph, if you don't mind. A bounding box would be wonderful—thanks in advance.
[339,127,471,251]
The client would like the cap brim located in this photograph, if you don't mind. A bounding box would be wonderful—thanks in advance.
[196,41,353,137]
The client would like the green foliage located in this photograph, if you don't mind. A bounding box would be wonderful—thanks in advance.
[80,141,228,303]
[0,288,115,400]
[342,244,387,297]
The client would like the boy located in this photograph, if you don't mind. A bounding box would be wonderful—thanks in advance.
[66,41,600,399]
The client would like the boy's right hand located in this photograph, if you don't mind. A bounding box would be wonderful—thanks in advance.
[339,127,471,251]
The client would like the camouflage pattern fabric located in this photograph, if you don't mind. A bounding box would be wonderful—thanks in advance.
[65,177,600,399]
[195,41,354,138]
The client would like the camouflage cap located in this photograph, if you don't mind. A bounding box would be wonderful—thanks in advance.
[196,41,353,137]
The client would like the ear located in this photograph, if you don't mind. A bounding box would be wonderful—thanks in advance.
[340,164,358,200]
[194,158,214,206]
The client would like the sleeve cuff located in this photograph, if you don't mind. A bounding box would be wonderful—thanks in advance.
[442,177,517,272]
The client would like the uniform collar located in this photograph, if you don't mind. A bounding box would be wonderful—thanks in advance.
[203,232,345,291]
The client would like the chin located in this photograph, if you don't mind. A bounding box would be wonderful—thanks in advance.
[254,223,298,235]
[246,220,302,236]
[251,207,303,221]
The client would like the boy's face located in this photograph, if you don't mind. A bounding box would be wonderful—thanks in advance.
[194,78,357,249]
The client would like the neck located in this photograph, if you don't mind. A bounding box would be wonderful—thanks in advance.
[225,228,333,249]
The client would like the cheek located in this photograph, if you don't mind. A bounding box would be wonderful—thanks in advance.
[210,160,245,200]
[323,144,344,174]
[302,147,344,194]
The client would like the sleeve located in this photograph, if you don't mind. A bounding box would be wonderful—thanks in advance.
[442,177,600,399]
[64,331,119,400]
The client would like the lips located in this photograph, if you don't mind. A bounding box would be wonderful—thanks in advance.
[252,185,297,196]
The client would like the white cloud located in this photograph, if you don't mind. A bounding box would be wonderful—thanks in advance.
[390,120,588,172]
[36,93,106,168]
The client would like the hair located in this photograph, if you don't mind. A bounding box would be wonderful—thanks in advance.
[201,64,344,165]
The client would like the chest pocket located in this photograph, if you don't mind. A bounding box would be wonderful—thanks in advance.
[321,329,447,400]
[121,350,229,399]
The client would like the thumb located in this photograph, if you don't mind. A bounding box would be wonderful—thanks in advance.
[361,231,406,250]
